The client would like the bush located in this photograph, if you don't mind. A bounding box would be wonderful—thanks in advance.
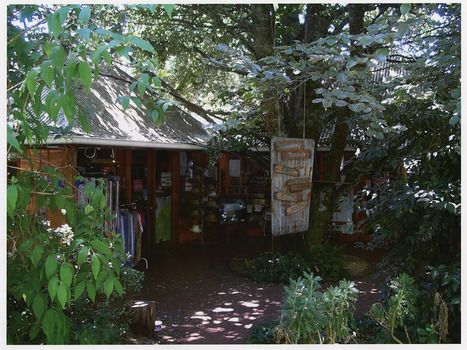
[274,272,358,344]
[309,240,348,279]
[247,319,279,344]
[245,252,312,284]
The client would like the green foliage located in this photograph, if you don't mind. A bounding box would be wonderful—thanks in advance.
[6,4,166,344]
[275,272,358,344]
[309,240,348,279]
[245,252,312,285]
[247,319,279,344]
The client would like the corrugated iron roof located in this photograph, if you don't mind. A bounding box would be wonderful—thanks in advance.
[49,66,212,149]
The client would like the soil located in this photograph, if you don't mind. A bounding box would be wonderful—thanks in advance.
[123,236,388,345]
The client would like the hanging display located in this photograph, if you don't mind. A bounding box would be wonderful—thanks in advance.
[271,137,315,235]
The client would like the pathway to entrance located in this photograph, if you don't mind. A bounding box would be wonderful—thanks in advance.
[125,236,386,344]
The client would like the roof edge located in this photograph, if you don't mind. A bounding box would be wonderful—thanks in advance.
[44,136,208,151]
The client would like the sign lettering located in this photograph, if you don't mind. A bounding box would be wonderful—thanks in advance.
[274,140,304,150]
[282,149,311,160]
[285,201,309,216]
[273,164,300,177]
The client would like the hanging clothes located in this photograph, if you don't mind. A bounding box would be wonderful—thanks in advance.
[117,208,144,265]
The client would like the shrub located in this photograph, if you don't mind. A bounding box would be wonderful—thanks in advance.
[274,272,358,344]
[245,252,312,284]
[247,319,279,344]
[309,240,348,279]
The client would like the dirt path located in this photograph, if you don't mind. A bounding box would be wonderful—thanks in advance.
[123,238,387,344]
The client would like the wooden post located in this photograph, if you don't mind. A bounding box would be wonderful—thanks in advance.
[171,151,180,245]
[128,300,156,337]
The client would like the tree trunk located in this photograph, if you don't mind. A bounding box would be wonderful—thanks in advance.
[302,4,366,252]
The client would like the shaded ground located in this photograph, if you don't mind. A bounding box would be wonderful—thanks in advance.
[124,236,387,344]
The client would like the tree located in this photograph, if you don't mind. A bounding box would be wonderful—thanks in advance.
[6,4,172,344]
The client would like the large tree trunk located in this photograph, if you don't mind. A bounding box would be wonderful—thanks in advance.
[302,4,365,253]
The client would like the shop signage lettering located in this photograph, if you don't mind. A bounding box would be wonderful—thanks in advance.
[286,178,311,186]
[274,191,300,202]
[285,201,309,216]
[282,149,311,160]
[289,182,313,192]
[273,164,300,177]
[273,140,304,150]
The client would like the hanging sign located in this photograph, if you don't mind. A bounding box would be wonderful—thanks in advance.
[285,201,309,216]
[271,137,315,235]
[289,182,313,192]
[274,191,300,202]
[273,164,300,177]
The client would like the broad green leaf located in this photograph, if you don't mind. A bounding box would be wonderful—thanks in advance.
[41,61,54,88]
[163,4,175,18]
[7,184,18,218]
[42,309,56,338]
[77,246,90,266]
[152,76,161,88]
[50,45,65,72]
[77,27,91,41]
[337,72,346,84]
[137,81,146,97]
[151,109,160,123]
[96,269,108,288]
[78,6,91,25]
[127,35,156,53]
[449,115,460,125]
[59,263,74,287]
[45,254,58,280]
[114,277,123,296]
[400,3,411,15]
[48,276,59,301]
[79,61,92,92]
[359,36,373,47]
[32,292,47,320]
[26,67,40,97]
[47,11,61,39]
[87,281,96,302]
[110,257,120,277]
[30,244,44,266]
[7,124,22,153]
[57,284,67,309]
[78,111,90,133]
[323,99,332,109]
[91,254,101,279]
[18,238,34,252]
[121,96,130,110]
[396,22,410,38]
[74,280,86,300]
[103,277,114,299]
[29,324,40,340]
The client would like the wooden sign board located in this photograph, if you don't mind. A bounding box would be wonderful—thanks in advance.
[285,201,309,216]
[289,182,313,192]
[271,137,315,235]
[274,192,300,202]
[273,164,300,177]
[286,178,311,186]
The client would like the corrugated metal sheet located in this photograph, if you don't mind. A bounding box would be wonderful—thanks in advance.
[49,66,212,148]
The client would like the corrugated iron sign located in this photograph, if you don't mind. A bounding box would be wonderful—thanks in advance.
[271,137,315,235]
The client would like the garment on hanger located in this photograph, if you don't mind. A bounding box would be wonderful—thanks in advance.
[117,207,144,265]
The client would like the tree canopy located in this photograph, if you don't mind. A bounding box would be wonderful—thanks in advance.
[6,3,461,344]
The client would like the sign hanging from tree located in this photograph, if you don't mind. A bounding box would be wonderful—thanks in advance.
[271,137,315,235]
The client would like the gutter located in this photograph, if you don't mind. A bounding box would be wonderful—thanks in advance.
[45,136,208,151]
